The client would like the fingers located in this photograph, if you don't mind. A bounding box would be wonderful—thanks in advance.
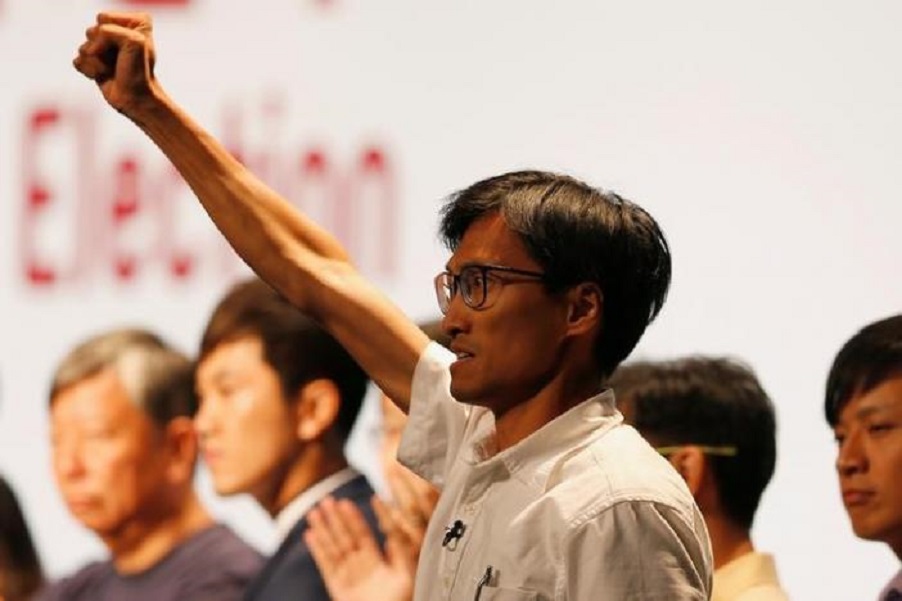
[96,11,153,31]
[336,498,382,553]
[372,496,420,569]
[387,468,417,511]
[304,512,338,575]
[372,495,396,535]
[74,24,144,70]
[308,497,384,560]
[306,501,349,579]
[387,469,437,529]
[372,497,415,550]
[321,497,361,553]
[307,498,348,561]
[73,53,112,82]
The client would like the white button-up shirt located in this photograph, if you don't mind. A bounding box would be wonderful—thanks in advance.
[399,343,713,601]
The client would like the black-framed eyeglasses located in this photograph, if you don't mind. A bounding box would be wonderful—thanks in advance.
[433,263,545,314]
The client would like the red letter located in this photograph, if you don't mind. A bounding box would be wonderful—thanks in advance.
[19,106,95,287]
[346,146,397,277]
[110,156,143,282]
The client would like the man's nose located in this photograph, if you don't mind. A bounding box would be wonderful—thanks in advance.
[55,444,86,479]
[836,429,867,476]
[193,397,218,437]
[441,291,471,338]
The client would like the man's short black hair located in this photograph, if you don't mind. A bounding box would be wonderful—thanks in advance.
[439,170,671,378]
[200,277,369,440]
[609,356,777,531]
[825,314,902,426]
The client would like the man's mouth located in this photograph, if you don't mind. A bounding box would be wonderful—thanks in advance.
[842,489,875,507]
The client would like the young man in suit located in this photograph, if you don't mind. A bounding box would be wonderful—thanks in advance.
[195,278,377,601]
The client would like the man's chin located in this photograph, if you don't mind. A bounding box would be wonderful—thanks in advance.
[851,520,897,545]
[449,382,485,407]
[79,518,123,539]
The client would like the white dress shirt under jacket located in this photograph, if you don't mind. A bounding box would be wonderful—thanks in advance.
[273,467,360,544]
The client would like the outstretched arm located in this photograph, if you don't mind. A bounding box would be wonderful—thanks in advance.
[73,12,428,410]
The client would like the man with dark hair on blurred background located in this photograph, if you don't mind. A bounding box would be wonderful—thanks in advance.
[39,329,261,601]
[825,315,902,601]
[74,14,711,600]
[610,356,789,601]
[194,277,376,601]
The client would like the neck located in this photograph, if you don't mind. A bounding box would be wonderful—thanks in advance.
[705,513,755,570]
[257,440,349,518]
[105,490,212,574]
[493,365,603,452]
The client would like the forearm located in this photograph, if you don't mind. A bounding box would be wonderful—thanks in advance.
[130,90,346,311]
[126,90,426,409]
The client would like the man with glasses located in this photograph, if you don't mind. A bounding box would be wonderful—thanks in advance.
[609,357,790,601]
[73,12,712,600]
[825,315,902,601]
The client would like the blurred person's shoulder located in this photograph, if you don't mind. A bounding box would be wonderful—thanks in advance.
[160,523,263,593]
[33,560,114,601]
[35,524,263,601]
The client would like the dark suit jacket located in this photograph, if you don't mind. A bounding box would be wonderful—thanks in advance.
[242,474,381,601]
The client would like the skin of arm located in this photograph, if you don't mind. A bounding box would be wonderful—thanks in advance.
[72,12,428,411]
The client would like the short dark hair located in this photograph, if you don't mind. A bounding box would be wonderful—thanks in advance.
[200,278,368,440]
[0,475,44,600]
[609,357,777,531]
[439,170,671,377]
[49,328,196,428]
[825,314,902,426]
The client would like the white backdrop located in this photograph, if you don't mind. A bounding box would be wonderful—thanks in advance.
[1,1,901,599]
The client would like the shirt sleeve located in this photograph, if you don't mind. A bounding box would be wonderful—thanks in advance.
[559,500,711,601]
[397,341,470,488]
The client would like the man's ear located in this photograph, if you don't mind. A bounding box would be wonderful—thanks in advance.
[665,446,707,498]
[565,282,603,337]
[294,379,341,442]
[163,416,199,484]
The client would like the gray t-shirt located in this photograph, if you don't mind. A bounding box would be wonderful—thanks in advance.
[36,524,262,601]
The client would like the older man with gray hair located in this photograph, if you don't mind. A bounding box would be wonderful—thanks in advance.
[38,328,262,601]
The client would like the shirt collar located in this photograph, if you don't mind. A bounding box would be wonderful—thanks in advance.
[463,389,620,481]
[273,467,360,543]
[712,552,781,601]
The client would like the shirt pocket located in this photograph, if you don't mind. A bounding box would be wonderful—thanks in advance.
[476,586,540,601]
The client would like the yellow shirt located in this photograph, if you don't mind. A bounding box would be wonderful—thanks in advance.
[713,552,790,601]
